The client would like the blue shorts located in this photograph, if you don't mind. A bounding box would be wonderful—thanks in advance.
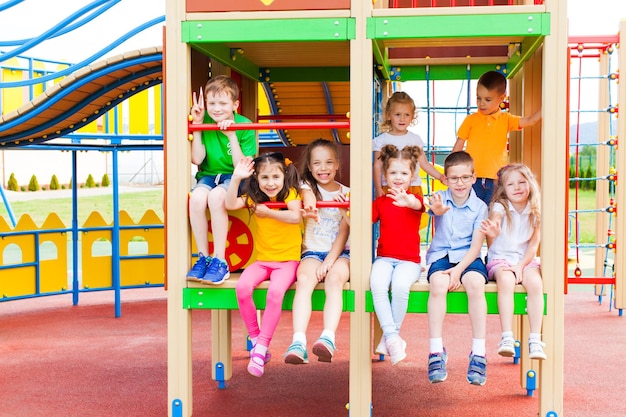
[301,250,350,262]
[427,255,488,284]
[193,174,232,191]
[472,177,495,205]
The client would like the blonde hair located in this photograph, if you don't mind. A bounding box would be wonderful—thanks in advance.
[204,75,239,103]
[492,164,541,232]
[378,91,418,132]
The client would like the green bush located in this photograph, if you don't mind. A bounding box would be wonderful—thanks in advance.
[101,173,110,187]
[28,175,40,192]
[7,173,18,191]
[50,175,60,190]
[85,174,96,188]
[20,185,26,192]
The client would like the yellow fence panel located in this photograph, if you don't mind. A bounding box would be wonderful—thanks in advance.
[81,211,112,289]
[39,213,68,293]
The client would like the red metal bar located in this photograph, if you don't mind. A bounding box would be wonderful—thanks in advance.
[257,114,349,121]
[567,277,616,285]
[188,121,350,132]
[568,35,620,45]
[260,201,350,209]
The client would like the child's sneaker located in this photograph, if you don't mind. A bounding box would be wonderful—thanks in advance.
[248,351,266,377]
[284,341,309,365]
[385,335,407,366]
[427,349,448,383]
[467,353,487,386]
[375,336,389,356]
[497,336,516,357]
[312,336,336,363]
[202,257,230,285]
[528,339,547,360]
[186,254,211,282]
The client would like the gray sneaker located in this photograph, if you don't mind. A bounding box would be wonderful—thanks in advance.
[428,349,448,383]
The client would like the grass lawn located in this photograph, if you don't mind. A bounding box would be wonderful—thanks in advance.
[0,190,163,227]
[569,188,613,244]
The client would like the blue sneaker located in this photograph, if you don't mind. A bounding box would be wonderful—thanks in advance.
[202,257,230,285]
[312,336,336,363]
[186,254,210,282]
[284,341,309,365]
[428,348,448,383]
[467,353,487,386]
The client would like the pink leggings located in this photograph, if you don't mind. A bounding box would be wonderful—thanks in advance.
[236,260,298,347]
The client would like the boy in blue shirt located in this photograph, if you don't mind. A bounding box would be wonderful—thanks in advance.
[186,75,257,284]
[425,151,489,385]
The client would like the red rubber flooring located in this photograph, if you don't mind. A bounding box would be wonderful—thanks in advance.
[1,287,625,417]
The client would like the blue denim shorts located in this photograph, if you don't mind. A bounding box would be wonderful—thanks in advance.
[472,177,495,205]
[193,174,232,191]
[427,255,488,284]
[301,250,350,262]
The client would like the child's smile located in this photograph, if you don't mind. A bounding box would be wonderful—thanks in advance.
[257,163,285,198]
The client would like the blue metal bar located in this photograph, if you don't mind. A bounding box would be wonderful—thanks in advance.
[112,143,121,318]
[0,0,118,63]
[0,61,161,133]
[0,15,164,85]
[0,184,17,227]
[71,151,79,306]
[321,82,340,143]
[0,0,120,47]
[0,0,24,13]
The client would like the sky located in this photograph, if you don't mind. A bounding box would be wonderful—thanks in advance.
[0,0,625,185]
[0,0,625,63]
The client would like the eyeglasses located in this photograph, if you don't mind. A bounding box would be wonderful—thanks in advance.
[447,175,473,184]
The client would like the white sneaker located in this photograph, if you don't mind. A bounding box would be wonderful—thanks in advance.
[375,336,389,356]
[529,339,547,360]
[497,336,516,357]
[385,335,407,366]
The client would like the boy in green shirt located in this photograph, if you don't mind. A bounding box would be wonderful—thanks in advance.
[186,75,257,284]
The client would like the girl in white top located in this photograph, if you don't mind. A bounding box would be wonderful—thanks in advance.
[373,91,445,198]
[284,139,350,365]
[480,163,546,360]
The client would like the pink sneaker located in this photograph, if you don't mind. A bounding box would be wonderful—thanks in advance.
[248,352,266,377]
[385,335,407,366]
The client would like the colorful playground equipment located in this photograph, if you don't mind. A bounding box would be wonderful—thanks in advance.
[2,1,626,416]
[163,1,566,417]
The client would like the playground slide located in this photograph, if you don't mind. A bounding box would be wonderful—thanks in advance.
[0,47,162,147]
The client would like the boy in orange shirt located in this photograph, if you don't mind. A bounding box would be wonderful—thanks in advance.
[451,71,541,204]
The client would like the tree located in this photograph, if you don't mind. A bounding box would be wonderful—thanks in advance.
[28,175,40,191]
[50,175,60,190]
[85,174,96,188]
[101,173,110,187]
[7,173,18,191]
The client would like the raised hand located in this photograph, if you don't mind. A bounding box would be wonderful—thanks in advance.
[190,87,205,124]
[426,193,450,216]
[480,218,500,238]
[233,156,255,180]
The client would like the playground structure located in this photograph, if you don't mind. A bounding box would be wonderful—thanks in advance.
[163,1,567,417]
[1,0,626,416]
[566,36,621,310]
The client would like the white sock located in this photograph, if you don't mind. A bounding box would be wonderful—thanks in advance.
[430,338,444,353]
[472,338,486,356]
[321,329,335,343]
[293,332,306,346]
[250,336,258,347]
[529,333,542,341]
[502,331,514,339]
